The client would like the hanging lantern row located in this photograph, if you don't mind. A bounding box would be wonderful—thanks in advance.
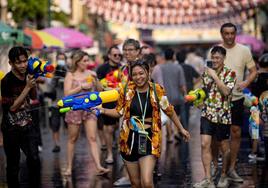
[85,0,267,27]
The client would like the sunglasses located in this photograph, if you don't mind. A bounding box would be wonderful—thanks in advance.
[112,54,122,58]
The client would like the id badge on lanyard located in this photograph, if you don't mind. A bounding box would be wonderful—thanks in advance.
[137,89,149,155]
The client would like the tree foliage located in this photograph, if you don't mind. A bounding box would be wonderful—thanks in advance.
[7,0,48,24]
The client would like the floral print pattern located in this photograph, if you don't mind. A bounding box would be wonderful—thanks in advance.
[201,66,236,124]
[116,81,174,158]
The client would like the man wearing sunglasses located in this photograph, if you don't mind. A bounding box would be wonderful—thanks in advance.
[97,45,122,164]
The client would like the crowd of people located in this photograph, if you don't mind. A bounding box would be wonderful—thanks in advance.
[1,22,268,188]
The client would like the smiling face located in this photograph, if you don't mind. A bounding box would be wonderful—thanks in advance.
[10,54,28,76]
[131,65,149,89]
[221,27,236,47]
[211,52,225,71]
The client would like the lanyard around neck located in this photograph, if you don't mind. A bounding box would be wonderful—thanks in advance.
[136,88,149,125]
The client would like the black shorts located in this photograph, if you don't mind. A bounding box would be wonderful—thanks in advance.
[121,128,152,162]
[102,102,118,126]
[49,107,65,132]
[231,98,244,127]
[200,117,230,141]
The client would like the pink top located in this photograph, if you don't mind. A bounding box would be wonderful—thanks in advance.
[65,77,97,125]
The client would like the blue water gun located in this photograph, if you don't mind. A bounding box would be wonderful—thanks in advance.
[27,57,55,78]
[57,90,119,115]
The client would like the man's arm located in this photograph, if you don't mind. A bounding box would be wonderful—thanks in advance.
[237,66,257,91]
[10,75,36,112]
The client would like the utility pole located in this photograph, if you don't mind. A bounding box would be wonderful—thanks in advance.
[48,0,51,27]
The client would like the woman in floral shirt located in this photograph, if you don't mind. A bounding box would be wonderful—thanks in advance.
[194,46,236,188]
[99,60,190,188]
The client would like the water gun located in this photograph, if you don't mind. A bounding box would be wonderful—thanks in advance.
[259,91,268,122]
[27,57,55,78]
[243,89,260,139]
[57,90,119,115]
[249,106,260,139]
[100,70,120,89]
[243,88,258,108]
[184,88,206,106]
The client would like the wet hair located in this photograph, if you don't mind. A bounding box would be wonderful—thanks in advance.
[130,60,150,77]
[220,23,237,33]
[258,53,268,68]
[8,46,28,63]
[70,50,88,72]
[123,39,140,50]
[211,46,226,57]
[164,48,174,60]
[56,52,67,60]
[142,53,156,67]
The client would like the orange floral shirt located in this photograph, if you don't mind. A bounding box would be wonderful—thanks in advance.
[116,81,174,158]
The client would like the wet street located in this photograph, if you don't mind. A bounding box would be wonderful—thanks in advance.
[0,108,268,188]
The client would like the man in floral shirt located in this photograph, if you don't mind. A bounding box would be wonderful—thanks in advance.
[194,46,236,188]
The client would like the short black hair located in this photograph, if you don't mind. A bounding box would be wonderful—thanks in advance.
[8,46,28,63]
[107,45,119,55]
[176,50,186,64]
[56,52,67,60]
[220,22,237,33]
[258,53,268,68]
[164,48,174,60]
[211,46,226,56]
[142,53,156,67]
[123,39,140,50]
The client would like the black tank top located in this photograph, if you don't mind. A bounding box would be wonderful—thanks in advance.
[130,90,153,120]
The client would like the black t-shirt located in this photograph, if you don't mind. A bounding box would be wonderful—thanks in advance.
[1,71,36,129]
[97,62,121,109]
[251,72,268,98]
[96,62,120,80]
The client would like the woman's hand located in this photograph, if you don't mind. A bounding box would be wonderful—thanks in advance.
[81,82,93,90]
[180,128,190,142]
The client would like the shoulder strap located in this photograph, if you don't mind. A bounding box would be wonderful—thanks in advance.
[124,82,160,109]
[153,82,160,110]
[123,80,129,98]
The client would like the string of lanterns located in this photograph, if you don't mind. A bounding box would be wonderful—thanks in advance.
[85,0,267,28]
